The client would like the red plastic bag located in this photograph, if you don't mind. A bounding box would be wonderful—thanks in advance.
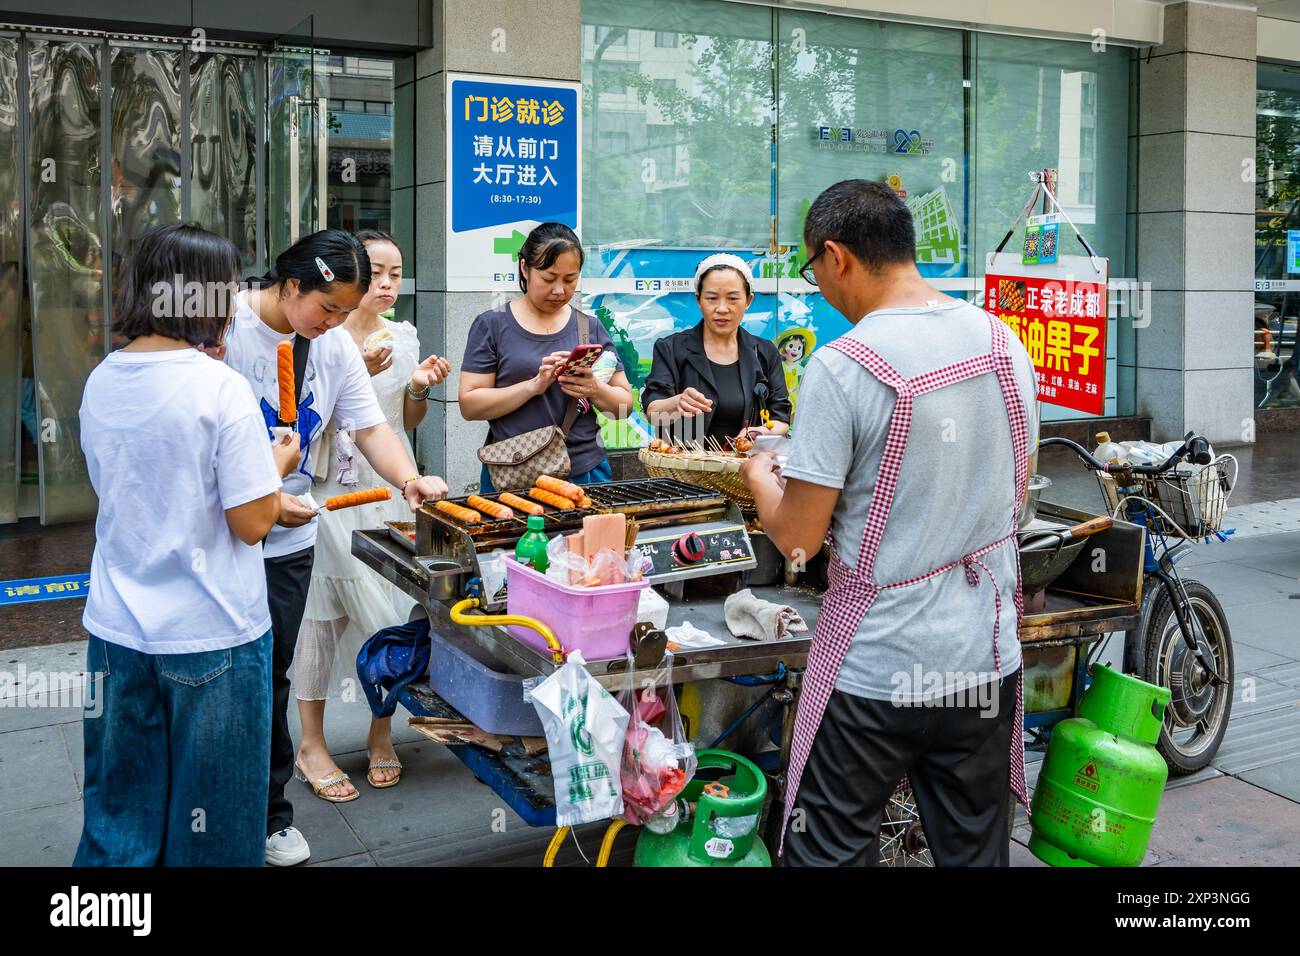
[617,650,696,825]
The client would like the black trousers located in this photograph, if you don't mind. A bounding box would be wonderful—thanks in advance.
[264,547,315,837]
[784,674,1018,867]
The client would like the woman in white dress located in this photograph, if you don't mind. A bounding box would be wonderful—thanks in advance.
[292,230,450,800]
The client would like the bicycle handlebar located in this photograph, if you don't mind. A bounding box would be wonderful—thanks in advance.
[1038,430,1212,476]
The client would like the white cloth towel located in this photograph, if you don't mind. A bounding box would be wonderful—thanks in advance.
[723,589,809,642]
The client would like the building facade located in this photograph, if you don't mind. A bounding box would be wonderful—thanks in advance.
[0,0,1295,524]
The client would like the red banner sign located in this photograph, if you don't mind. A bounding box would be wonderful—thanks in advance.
[984,256,1108,416]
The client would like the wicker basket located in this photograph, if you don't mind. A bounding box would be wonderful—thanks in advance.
[638,447,756,509]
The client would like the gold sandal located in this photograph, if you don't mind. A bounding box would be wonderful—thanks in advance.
[367,757,402,789]
[294,760,359,803]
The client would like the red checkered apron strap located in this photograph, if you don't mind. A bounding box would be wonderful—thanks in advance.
[824,338,911,579]
[778,555,878,855]
[987,311,1032,811]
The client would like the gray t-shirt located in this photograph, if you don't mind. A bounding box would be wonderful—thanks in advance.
[783,299,1038,702]
[462,306,623,476]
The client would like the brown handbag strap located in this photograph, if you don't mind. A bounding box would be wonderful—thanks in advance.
[558,311,590,437]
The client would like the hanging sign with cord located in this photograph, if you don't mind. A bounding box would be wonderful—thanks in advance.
[984,169,1109,417]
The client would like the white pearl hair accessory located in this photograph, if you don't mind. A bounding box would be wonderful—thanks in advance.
[694,253,752,282]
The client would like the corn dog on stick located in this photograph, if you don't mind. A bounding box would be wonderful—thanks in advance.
[323,487,391,511]
[277,341,297,424]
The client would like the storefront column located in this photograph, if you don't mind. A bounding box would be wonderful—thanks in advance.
[1135,0,1256,445]
[410,0,584,492]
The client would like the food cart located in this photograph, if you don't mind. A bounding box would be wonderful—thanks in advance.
[350,472,1148,866]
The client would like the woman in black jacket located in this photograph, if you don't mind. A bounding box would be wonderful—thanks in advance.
[641,254,792,446]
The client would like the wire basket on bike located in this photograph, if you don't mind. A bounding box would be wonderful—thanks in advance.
[1097,456,1237,539]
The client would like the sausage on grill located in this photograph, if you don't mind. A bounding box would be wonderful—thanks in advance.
[467,495,513,520]
[498,492,544,516]
[528,487,577,511]
[435,500,482,524]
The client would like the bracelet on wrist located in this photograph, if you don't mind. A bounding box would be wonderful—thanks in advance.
[406,381,431,401]
[400,476,420,493]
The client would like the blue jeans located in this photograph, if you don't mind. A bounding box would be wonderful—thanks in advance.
[478,457,612,495]
[74,632,273,867]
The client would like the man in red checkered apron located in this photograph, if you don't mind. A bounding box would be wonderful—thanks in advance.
[742,180,1038,865]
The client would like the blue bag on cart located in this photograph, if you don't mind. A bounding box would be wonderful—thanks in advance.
[357,619,431,718]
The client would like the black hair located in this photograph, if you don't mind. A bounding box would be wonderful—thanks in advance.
[355,229,402,256]
[112,223,242,347]
[260,228,371,297]
[518,222,584,293]
[776,331,807,355]
[803,179,915,271]
[695,263,752,298]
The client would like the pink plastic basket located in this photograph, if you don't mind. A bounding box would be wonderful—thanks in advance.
[504,556,649,662]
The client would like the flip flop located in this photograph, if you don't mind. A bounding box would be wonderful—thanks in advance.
[367,757,402,789]
[294,760,359,803]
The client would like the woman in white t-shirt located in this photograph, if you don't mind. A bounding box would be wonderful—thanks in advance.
[223,229,449,866]
[293,230,450,799]
[75,224,300,867]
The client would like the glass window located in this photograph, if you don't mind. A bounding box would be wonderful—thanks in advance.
[27,38,105,522]
[0,38,19,523]
[1254,62,1300,410]
[582,0,774,261]
[325,59,395,235]
[655,32,678,48]
[190,52,259,269]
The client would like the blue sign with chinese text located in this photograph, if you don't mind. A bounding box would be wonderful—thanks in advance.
[1288,229,1300,275]
[449,77,578,234]
[0,573,91,606]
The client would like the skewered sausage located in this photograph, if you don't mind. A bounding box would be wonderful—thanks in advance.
[528,487,576,510]
[467,495,513,520]
[435,500,482,524]
[535,474,584,502]
[324,487,391,510]
[277,341,297,424]
[498,492,544,516]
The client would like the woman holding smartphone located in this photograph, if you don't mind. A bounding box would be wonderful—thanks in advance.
[460,222,633,493]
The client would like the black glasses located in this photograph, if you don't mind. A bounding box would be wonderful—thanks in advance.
[798,247,824,286]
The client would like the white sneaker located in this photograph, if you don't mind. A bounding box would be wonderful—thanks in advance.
[265,827,311,866]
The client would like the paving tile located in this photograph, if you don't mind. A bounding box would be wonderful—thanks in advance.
[1180,562,1296,608]
[1233,641,1295,672]
[0,701,83,735]
[306,852,376,867]
[1237,755,1300,805]
[1145,777,1300,866]
[1217,601,1300,657]
[0,725,80,814]
[0,799,82,867]
[333,739,511,852]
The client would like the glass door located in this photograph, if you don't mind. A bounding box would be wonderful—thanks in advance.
[267,17,328,253]
[0,36,20,523]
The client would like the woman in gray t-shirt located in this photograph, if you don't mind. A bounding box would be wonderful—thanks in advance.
[459,223,633,493]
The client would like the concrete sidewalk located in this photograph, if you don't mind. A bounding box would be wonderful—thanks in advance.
[4,528,1300,867]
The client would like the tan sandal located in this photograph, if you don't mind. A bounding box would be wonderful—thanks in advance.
[367,757,402,789]
[294,760,360,803]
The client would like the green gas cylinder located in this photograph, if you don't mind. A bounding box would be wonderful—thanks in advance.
[634,750,771,867]
[1029,664,1171,867]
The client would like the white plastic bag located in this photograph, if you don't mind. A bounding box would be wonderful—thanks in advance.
[524,650,630,827]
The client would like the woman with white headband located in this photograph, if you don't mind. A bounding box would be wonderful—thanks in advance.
[642,253,792,446]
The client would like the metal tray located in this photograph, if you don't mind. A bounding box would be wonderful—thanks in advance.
[385,520,417,553]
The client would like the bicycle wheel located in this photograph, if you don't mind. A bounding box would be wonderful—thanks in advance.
[877,786,933,867]
[1140,579,1234,774]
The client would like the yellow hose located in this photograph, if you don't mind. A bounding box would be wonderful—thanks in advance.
[450,597,565,664]
[542,826,570,867]
[596,818,629,867]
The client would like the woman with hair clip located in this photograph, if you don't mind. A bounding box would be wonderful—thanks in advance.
[642,254,792,447]
[223,228,449,866]
[459,221,634,493]
[292,229,450,803]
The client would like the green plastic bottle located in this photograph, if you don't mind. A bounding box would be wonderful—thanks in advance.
[514,515,550,574]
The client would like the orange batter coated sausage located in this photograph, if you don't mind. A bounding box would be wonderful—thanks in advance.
[435,500,482,523]
[277,341,296,424]
[528,487,576,510]
[498,492,543,516]
[324,487,391,511]
[467,495,513,520]
[535,474,583,502]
